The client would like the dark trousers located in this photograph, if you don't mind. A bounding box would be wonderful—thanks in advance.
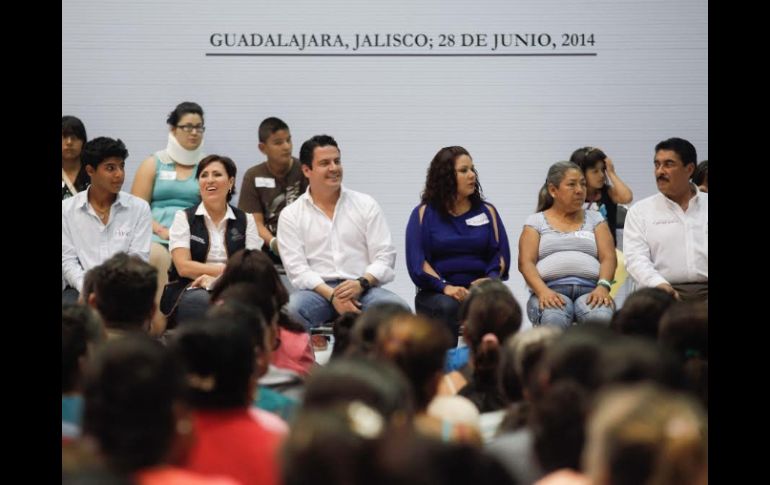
[415,289,461,339]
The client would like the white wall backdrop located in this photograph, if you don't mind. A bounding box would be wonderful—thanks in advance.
[62,0,708,321]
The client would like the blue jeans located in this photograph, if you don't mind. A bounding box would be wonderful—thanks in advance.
[526,284,613,330]
[415,290,461,339]
[286,281,411,330]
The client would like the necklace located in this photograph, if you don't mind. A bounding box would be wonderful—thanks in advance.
[92,204,110,221]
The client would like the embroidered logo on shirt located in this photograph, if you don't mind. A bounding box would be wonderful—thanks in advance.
[190,235,206,244]
[158,171,177,181]
[115,224,132,238]
[465,213,490,226]
[254,177,276,188]
[230,228,245,241]
[652,219,679,225]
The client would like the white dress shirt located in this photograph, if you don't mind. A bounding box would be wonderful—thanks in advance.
[62,189,153,292]
[277,186,397,291]
[623,187,708,288]
[169,204,263,264]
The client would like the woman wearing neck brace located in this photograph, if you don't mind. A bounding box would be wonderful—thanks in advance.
[131,101,206,335]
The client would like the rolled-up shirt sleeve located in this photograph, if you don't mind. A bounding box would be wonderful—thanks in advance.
[277,206,325,291]
[623,205,668,288]
[405,205,446,293]
[363,200,396,285]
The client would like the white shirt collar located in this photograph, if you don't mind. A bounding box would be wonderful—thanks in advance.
[77,187,127,210]
[195,203,236,221]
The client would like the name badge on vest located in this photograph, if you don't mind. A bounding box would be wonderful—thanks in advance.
[190,235,206,244]
[254,177,276,188]
[465,213,490,226]
[158,171,177,181]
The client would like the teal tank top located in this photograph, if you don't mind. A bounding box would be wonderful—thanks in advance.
[150,156,201,245]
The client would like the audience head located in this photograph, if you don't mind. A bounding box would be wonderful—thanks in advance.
[610,287,676,340]
[171,317,259,409]
[584,384,707,485]
[62,303,105,393]
[90,252,157,332]
[376,314,453,410]
[82,335,188,474]
[658,302,708,408]
[348,303,413,358]
[500,326,562,402]
[303,356,414,425]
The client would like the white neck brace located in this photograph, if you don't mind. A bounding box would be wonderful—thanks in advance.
[164,132,205,167]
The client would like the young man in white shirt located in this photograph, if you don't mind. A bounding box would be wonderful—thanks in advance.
[62,137,152,303]
[623,137,708,302]
[277,135,410,329]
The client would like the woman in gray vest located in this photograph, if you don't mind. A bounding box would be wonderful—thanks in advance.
[160,155,263,326]
[518,161,617,329]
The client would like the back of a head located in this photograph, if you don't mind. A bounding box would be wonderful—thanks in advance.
[302,356,414,424]
[500,326,562,402]
[282,403,387,485]
[171,317,256,410]
[285,403,514,485]
[210,248,288,314]
[93,252,157,330]
[462,281,522,384]
[544,324,617,395]
[658,302,708,409]
[532,380,590,474]
[584,384,707,485]
[331,312,359,359]
[349,302,412,358]
[598,335,685,392]
[611,288,676,340]
[376,314,453,410]
[82,335,185,474]
[63,303,105,393]
[658,302,707,361]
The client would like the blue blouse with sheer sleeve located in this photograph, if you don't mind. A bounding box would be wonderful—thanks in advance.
[406,202,510,292]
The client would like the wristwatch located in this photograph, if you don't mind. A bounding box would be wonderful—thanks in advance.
[357,277,371,293]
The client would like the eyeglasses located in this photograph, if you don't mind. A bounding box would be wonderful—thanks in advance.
[176,124,206,133]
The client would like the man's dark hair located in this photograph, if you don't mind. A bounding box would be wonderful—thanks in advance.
[299,135,339,168]
[82,137,129,169]
[93,252,157,330]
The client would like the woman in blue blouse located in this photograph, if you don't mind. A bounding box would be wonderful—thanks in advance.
[406,146,511,338]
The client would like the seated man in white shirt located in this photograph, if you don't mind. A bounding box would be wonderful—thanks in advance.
[623,137,708,302]
[277,134,410,329]
[62,137,152,303]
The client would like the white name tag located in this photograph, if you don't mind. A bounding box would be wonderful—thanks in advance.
[158,171,177,181]
[465,213,490,226]
[254,177,276,188]
[574,231,595,240]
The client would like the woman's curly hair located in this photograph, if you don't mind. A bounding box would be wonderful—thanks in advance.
[421,146,483,214]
